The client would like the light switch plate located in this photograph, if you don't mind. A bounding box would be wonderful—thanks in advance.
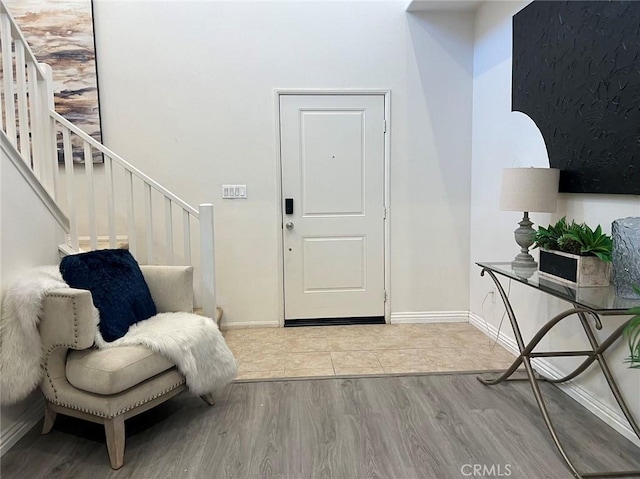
[222,185,247,199]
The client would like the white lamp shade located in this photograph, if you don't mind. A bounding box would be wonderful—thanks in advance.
[500,168,560,213]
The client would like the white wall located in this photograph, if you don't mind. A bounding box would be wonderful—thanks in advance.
[1,146,67,454]
[471,0,640,444]
[91,1,474,326]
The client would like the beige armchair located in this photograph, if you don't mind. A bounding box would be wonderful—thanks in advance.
[39,265,214,469]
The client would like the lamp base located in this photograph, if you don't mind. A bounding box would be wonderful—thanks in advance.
[512,252,538,269]
[511,254,538,279]
[511,212,538,275]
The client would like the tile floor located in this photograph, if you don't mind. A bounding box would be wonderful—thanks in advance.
[223,322,517,380]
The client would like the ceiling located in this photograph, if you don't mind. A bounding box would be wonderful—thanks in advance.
[406,0,483,12]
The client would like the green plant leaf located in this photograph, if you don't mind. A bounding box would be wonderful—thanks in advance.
[593,251,612,262]
[594,224,602,237]
[533,217,569,251]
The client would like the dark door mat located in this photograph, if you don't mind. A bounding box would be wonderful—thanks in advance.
[284,316,385,327]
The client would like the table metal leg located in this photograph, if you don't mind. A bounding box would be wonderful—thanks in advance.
[521,354,584,478]
[543,320,622,385]
[478,268,583,476]
[478,269,594,385]
[477,267,640,478]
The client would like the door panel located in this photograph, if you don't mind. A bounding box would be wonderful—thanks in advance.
[302,236,366,292]
[280,94,385,320]
[301,111,365,216]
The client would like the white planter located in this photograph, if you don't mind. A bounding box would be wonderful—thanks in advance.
[539,249,611,287]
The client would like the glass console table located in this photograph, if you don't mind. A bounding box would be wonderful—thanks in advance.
[476,262,640,479]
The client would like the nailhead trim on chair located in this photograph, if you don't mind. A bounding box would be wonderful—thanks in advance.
[112,380,186,417]
[42,294,80,401]
[44,379,187,418]
[46,292,80,344]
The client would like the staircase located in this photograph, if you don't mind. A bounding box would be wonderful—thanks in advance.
[0,3,216,317]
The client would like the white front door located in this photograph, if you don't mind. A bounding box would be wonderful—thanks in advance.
[280,94,386,320]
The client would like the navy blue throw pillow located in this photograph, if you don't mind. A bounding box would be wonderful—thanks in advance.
[60,249,157,342]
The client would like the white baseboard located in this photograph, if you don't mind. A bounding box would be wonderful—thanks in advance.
[468,312,519,352]
[0,397,44,457]
[224,312,470,329]
[224,312,469,329]
[221,321,280,330]
[390,311,469,324]
[468,312,640,447]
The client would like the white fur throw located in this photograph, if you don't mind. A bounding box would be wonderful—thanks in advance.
[0,266,68,405]
[94,313,237,396]
[1,266,237,405]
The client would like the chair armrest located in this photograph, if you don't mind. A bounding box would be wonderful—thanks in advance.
[40,288,97,401]
[41,288,97,352]
[139,265,194,313]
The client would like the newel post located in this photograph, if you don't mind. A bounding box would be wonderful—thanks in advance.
[199,203,216,319]
[38,63,58,199]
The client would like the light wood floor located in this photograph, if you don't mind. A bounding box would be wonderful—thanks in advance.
[3,373,639,479]
[224,322,517,380]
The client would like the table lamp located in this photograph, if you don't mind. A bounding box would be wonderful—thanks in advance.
[500,167,560,270]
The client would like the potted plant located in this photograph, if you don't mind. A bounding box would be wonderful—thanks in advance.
[624,286,640,368]
[533,217,613,287]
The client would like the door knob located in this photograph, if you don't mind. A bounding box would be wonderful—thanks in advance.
[285,222,294,230]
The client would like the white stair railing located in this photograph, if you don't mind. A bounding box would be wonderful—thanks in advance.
[0,3,57,198]
[0,3,216,317]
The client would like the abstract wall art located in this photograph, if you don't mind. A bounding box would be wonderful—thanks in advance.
[5,0,103,163]
[512,1,640,195]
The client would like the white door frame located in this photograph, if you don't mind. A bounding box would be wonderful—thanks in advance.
[273,89,391,326]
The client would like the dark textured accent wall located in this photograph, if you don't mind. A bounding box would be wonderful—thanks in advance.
[512,1,640,195]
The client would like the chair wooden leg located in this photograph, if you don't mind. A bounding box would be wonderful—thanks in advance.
[104,416,125,470]
[41,402,57,435]
[200,393,215,406]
